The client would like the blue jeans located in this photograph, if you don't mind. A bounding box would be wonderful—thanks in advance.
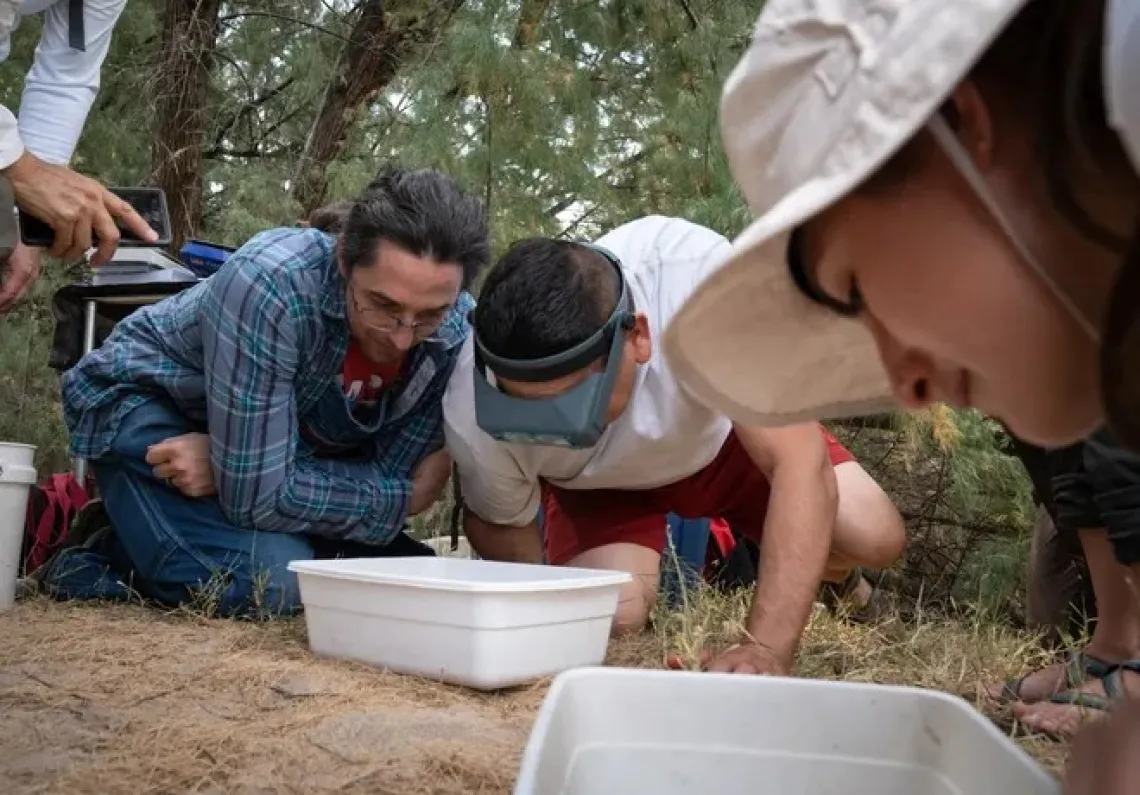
[46,400,430,617]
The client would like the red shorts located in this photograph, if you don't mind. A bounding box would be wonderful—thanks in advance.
[542,427,855,565]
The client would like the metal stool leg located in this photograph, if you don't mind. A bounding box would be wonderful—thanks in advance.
[73,300,98,487]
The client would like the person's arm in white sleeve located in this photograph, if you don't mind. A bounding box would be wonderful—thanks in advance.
[442,347,545,563]
[18,0,127,165]
[0,0,150,311]
[460,477,545,564]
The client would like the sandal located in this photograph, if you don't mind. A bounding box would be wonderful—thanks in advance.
[996,650,1112,705]
[1046,659,1140,713]
[820,568,888,623]
[1012,660,1140,739]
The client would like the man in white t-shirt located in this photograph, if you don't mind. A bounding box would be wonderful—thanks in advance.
[443,215,906,675]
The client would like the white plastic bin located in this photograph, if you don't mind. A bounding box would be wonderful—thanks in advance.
[514,667,1061,795]
[0,442,37,612]
[288,557,631,690]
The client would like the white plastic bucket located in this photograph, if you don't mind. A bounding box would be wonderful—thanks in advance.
[0,442,36,611]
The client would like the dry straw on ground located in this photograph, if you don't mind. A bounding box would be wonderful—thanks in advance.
[1,587,1070,794]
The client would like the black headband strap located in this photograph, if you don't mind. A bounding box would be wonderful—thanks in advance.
[474,244,635,383]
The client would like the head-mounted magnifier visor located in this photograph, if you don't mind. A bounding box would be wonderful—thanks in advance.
[472,245,635,448]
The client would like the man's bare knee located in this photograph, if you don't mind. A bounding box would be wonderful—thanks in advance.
[612,581,653,635]
[833,461,907,570]
[567,542,660,636]
[855,511,907,569]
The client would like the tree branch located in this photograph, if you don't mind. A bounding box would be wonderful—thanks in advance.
[207,144,301,160]
[544,147,649,218]
[210,76,296,156]
[290,0,467,213]
[675,0,698,29]
[899,510,1005,535]
[557,204,603,239]
[218,10,363,50]
[829,414,900,432]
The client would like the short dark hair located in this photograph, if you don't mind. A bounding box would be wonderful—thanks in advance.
[307,201,352,235]
[340,166,490,289]
[472,238,620,361]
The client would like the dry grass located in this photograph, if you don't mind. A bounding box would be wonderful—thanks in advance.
[0,585,1070,794]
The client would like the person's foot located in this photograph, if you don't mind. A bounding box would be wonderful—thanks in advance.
[25,499,112,587]
[984,650,1112,705]
[1013,661,1140,738]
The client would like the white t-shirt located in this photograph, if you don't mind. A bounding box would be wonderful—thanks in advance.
[443,215,735,527]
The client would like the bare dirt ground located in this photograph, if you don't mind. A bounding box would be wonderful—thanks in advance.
[1,596,1069,794]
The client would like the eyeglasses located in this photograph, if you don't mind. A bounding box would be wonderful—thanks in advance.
[348,283,448,340]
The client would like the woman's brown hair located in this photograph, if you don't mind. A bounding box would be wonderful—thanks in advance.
[864,0,1138,253]
[305,201,353,235]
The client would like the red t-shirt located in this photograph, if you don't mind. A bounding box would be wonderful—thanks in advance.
[339,342,404,408]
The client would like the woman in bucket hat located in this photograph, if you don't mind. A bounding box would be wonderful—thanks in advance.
[665,0,1139,451]
[660,0,1140,790]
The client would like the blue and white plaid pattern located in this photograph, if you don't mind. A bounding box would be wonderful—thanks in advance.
[62,227,473,545]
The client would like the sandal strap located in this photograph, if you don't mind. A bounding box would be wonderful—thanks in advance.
[1000,650,1111,703]
[1100,659,1140,700]
[1048,690,1112,711]
[1066,650,1113,685]
[999,674,1029,703]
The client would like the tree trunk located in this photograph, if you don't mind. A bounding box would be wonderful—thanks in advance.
[151,0,222,252]
[512,0,549,49]
[291,0,466,216]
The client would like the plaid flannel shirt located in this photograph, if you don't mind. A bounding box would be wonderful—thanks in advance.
[61,227,473,544]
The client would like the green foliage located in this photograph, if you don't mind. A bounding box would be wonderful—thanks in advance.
[3,0,761,243]
[0,267,75,473]
[834,408,1035,618]
[910,408,1034,530]
[933,412,1034,615]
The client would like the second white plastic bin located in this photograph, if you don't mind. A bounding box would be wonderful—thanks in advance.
[514,667,1061,795]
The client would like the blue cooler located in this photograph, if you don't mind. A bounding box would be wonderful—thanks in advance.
[661,515,710,607]
[179,239,235,278]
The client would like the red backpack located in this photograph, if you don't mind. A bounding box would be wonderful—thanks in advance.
[22,473,89,575]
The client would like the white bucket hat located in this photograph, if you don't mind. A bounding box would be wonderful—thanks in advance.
[664,0,1031,426]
